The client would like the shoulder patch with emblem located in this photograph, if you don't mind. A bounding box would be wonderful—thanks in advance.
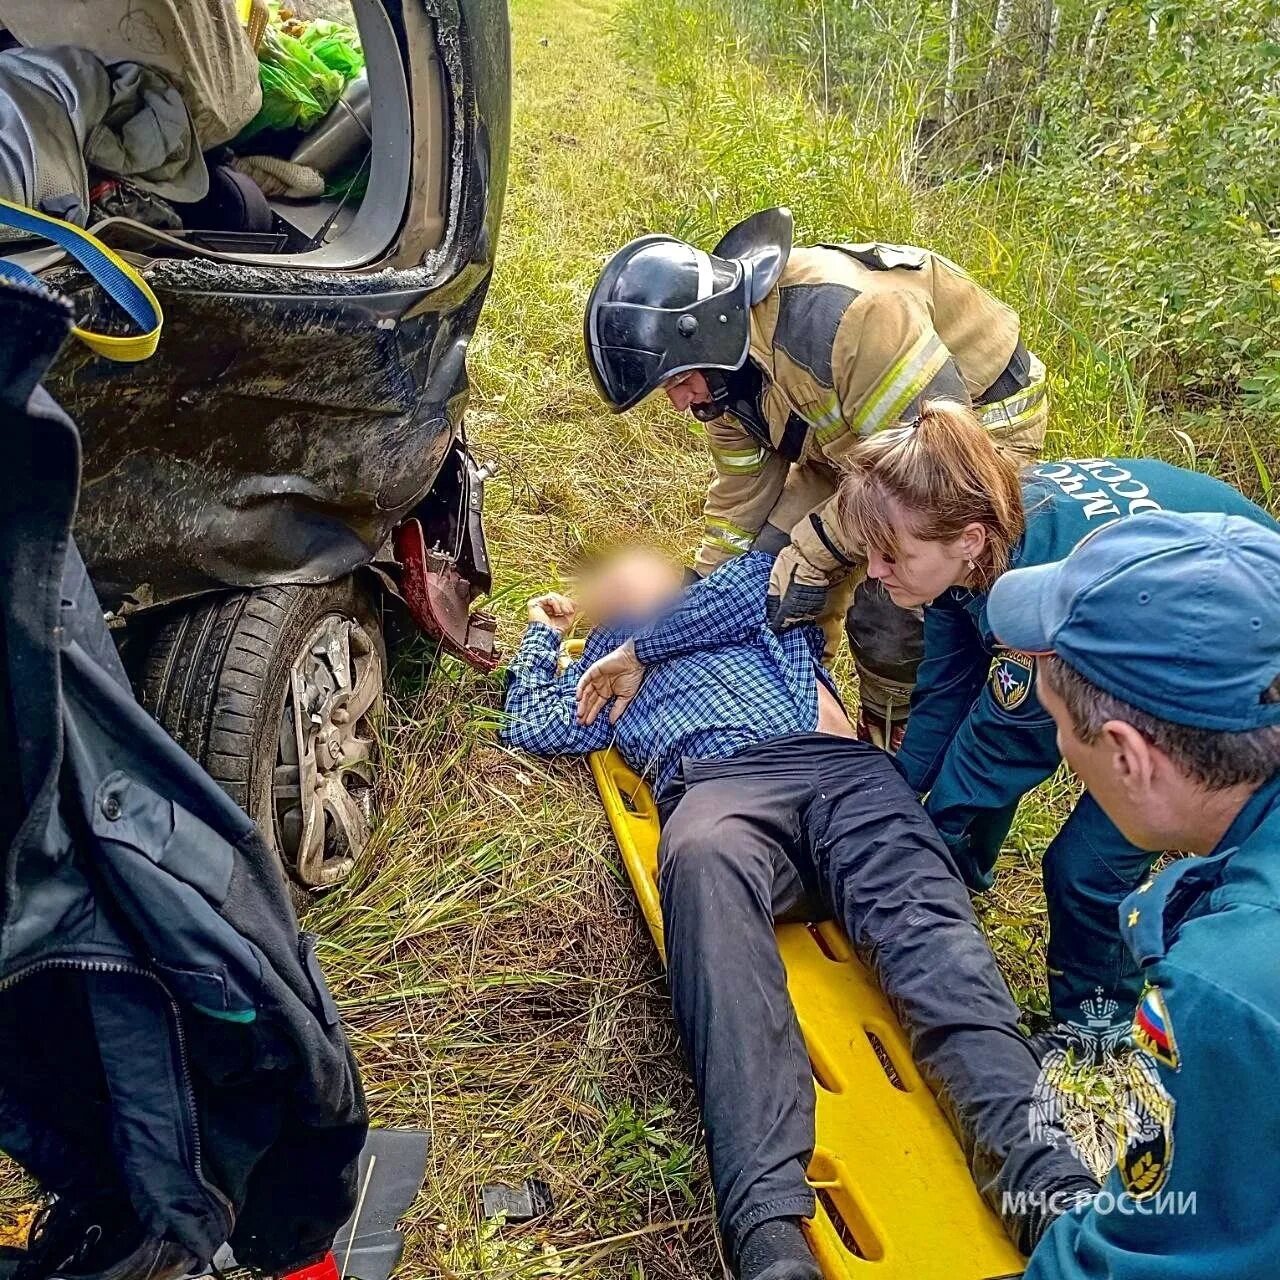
[1117,1053,1176,1200]
[990,650,1035,711]
[1133,984,1180,1070]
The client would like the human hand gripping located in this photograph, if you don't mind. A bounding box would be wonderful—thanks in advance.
[575,640,645,726]
[527,592,577,635]
[766,543,831,630]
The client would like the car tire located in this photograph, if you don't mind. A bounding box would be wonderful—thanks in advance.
[140,577,386,901]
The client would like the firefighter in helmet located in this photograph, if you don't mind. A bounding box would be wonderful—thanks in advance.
[583,207,1049,742]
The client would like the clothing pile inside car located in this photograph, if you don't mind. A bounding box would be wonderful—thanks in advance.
[0,1,374,264]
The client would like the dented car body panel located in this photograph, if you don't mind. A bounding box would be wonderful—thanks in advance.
[40,0,511,614]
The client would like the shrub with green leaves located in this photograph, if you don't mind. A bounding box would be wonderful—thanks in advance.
[614,0,1280,500]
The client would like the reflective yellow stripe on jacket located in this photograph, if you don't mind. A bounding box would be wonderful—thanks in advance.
[704,516,756,557]
[978,354,1049,457]
[979,363,1048,433]
[850,329,952,437]
[710,442,770,475]
[808,392,845,447]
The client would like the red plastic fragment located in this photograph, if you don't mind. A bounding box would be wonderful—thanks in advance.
[281,1251,341,1280]
[393,517,499,671]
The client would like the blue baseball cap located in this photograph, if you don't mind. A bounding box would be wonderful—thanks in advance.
[987,510,1280,732]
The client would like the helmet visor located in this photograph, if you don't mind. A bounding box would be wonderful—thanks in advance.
[587,290,750,411]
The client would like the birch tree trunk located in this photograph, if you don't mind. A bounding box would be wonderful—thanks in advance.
[1083,3,1110,79]
[1026,0,1061,158]
[983,0,1015,102]
[1049,2,1062,60]
[944,0,962,124]
[993,0,1014,42]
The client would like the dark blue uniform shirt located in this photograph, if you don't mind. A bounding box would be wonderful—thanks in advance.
[897,458,1279,886]
[1028,771,1280,1278]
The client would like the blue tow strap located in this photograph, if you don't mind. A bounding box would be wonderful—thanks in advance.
[0,196,163,361]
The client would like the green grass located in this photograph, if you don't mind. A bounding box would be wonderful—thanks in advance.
[4,0,1273,1273]
[612,0,1280,500]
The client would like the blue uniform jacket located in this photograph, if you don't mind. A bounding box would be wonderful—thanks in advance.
[1028,772,1280,1278]
[896,458,1278,885]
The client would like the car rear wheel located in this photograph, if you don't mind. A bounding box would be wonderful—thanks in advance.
[140,577,385,898]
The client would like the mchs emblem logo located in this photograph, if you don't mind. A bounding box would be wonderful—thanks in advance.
[1029,988,1177,1200]
[991,650,1035,712]
[1115,1054,1175,1199]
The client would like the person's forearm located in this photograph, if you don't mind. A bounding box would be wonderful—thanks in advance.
[786,496,859,583]
[897,683,980,795]
[632,553,770,665]
[500,625,609,756]
[897,606,990,794]
[923,701,1059,879]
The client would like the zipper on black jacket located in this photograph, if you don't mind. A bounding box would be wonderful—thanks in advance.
[0,955,235,1230]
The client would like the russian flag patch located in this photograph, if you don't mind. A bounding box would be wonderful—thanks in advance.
[1134,985,1179,1070]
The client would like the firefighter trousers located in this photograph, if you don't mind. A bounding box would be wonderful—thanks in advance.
[654,734,1095,1262]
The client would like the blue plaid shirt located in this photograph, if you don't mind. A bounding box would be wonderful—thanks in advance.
[500,553,833,794]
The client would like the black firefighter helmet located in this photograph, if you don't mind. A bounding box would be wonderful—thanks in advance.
[584,207,794,413]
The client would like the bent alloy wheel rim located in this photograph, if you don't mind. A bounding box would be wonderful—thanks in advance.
[273,614,382,888]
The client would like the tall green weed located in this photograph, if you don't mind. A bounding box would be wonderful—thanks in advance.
[613,0,1280,502]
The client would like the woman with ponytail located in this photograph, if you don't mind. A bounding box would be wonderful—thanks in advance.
[840,401,1278,1040]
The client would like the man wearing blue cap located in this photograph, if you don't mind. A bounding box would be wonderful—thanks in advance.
[987,510,1280,1278]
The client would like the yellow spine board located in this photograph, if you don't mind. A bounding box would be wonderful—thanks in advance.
[587,745,1025,1280]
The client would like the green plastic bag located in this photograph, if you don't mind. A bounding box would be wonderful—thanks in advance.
[300,19,365,81]
[244,24,343,136]
[239,10,364,141]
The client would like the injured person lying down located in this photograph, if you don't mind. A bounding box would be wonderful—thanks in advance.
[500,549,1097,1280]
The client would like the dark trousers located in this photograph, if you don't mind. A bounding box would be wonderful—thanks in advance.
[656,735,1094,1260]
[973,791,1155,1026]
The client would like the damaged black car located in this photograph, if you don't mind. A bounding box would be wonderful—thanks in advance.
[0,0,511,897]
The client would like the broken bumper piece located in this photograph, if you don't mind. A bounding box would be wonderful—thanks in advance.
[392,448,499,672]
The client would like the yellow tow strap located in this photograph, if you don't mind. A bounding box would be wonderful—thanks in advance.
[0,197,163,362]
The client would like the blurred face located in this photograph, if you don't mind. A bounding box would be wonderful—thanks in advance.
[663,369,712,414]
[862,496,987,608]
[577,549,683,625]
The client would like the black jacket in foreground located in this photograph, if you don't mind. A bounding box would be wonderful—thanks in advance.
[0,276,367,1273]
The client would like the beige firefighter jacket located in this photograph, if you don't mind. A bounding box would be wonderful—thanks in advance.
[695,242,1047,579]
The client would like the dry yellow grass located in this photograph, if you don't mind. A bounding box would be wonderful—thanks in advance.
[0,0,1155,1275]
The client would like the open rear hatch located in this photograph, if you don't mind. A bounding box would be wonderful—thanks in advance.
[0,0,446,272]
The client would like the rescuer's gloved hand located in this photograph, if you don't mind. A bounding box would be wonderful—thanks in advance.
[766,544,831,630]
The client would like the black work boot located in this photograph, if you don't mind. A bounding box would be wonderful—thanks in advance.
[13,1195,196,1280]
[735,1217,821,1280]
[47,1236,198,1280]
[12,1194,132,1280]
